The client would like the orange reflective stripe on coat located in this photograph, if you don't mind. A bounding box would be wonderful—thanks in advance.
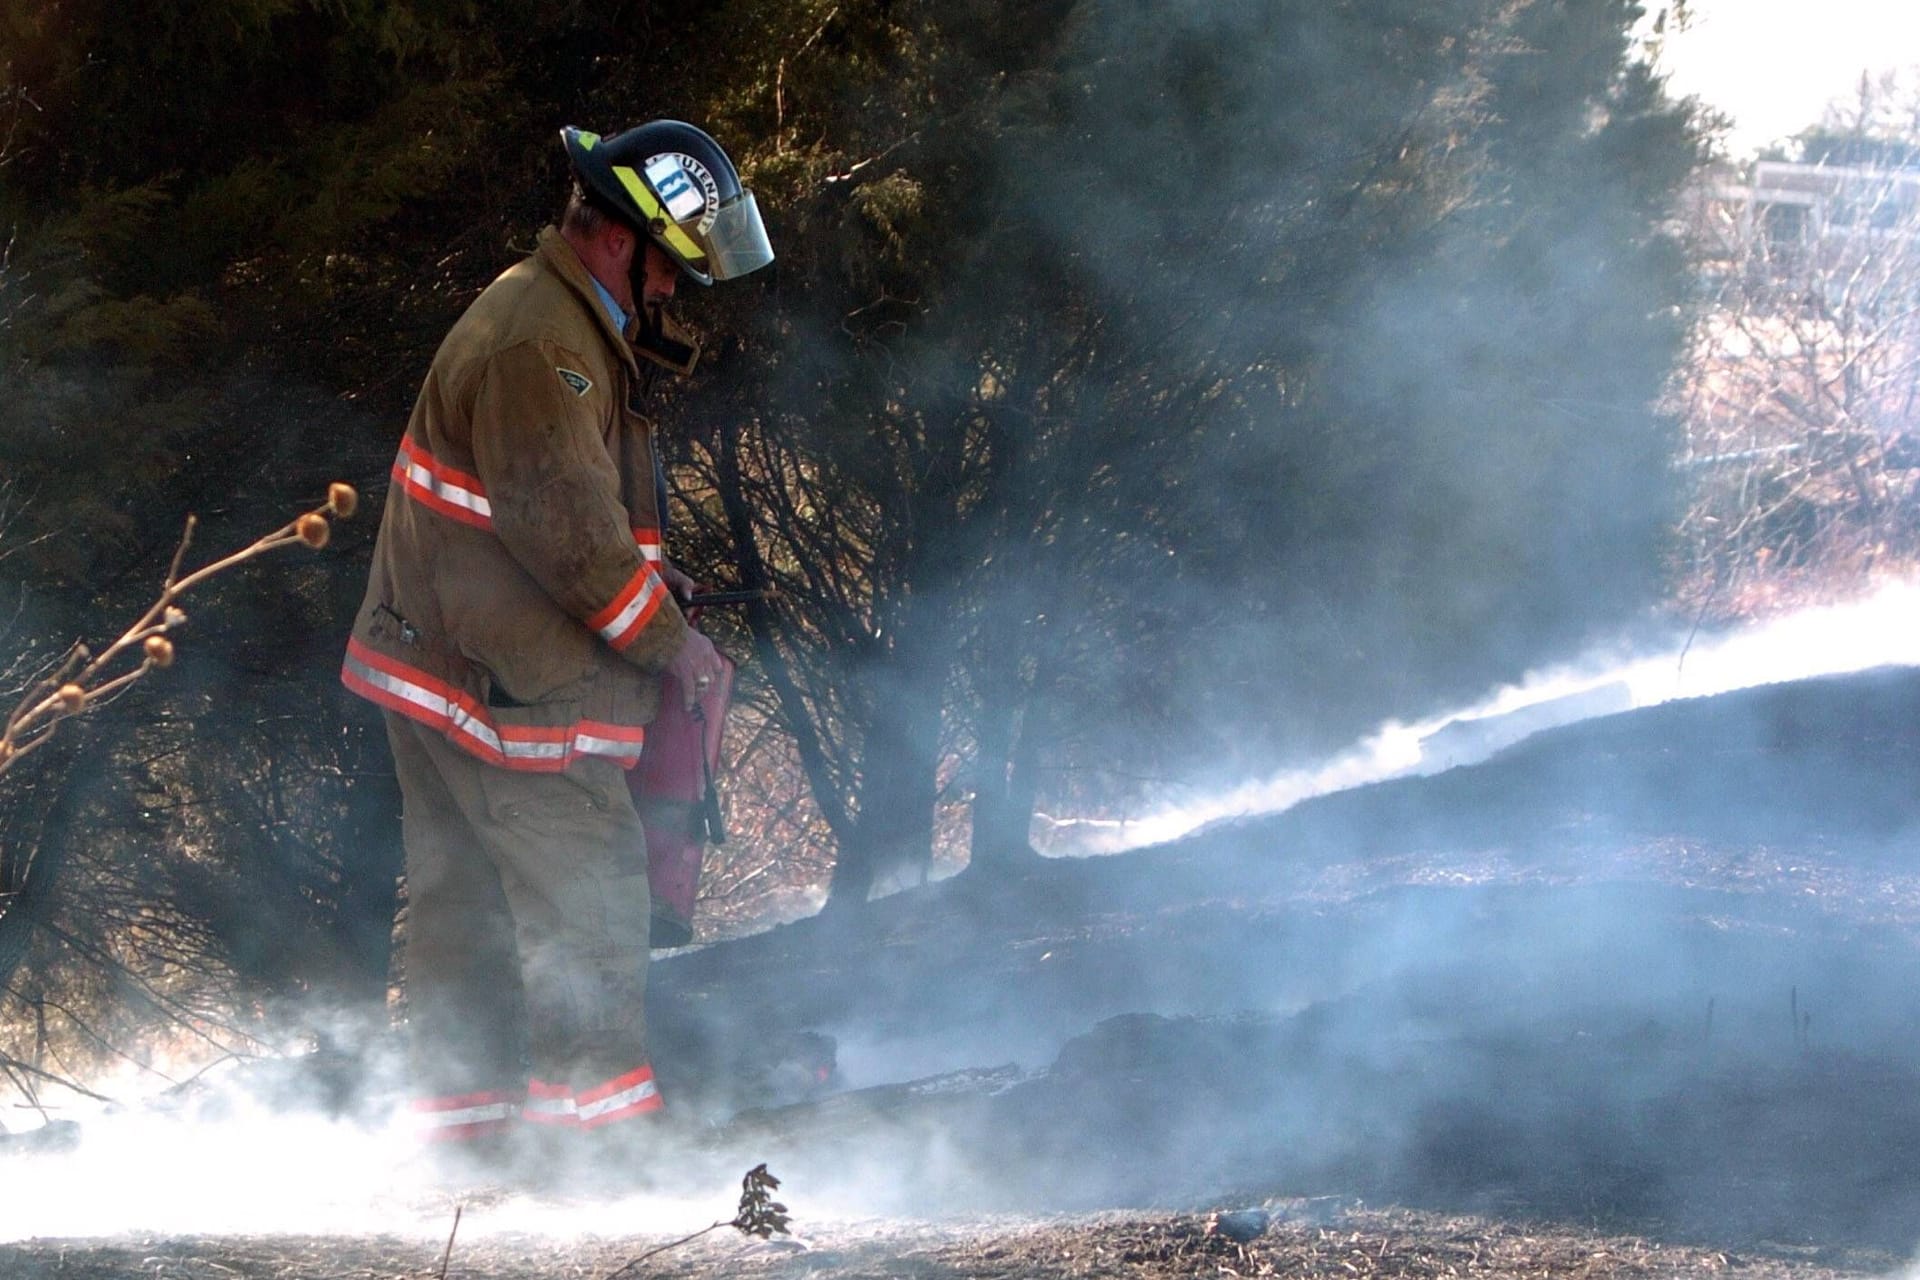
[587,562,670,652]
[342,637,645,771]
[392,436,493,529]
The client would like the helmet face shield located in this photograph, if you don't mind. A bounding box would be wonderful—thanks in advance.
[702,191,775,282]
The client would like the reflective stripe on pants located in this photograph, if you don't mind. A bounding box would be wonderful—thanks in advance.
[523,1064,663,1129]
[385,711,655,1119]
[410,1088,519,1142]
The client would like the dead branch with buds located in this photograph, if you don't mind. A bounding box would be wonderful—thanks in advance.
[0,484,358,780]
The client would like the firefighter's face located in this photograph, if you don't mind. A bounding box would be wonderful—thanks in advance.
[635,241,680,309]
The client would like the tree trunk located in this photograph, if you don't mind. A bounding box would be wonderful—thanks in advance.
[824,618,948,911]
[326,710,405,1010]
[968,691,1045,875]
[964,567,1045,878]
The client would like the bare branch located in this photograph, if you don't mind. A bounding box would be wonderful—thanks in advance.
[1673,159,1920,613]
[0,485,359,779]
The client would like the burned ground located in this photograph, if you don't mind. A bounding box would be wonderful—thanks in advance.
[3,666,1919,1276]
[0,1206,1885,1279]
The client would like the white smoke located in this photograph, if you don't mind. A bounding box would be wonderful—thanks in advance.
[1046,580,1920,853]
[0,1099,723,1241]
[9,586,1919,1243]
[0,1039,731,1242]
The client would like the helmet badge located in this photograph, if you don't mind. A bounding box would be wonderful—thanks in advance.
[644,153,722,235]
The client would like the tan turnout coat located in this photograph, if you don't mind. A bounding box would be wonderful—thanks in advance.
[342,228,689,769]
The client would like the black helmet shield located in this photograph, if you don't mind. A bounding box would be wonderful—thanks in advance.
[560,122,774,285]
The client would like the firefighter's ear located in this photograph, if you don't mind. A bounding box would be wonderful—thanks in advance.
[609,223,635,264]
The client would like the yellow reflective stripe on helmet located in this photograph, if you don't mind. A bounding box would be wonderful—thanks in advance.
[576,131,600,149]
[612,165,705,262]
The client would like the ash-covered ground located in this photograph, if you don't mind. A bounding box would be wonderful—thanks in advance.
[4,665,1919,1278]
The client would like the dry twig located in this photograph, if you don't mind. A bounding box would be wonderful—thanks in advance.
[436,1203,462,1280]
[0,483,357,779]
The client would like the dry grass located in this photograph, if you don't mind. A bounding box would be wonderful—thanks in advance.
[0,1204,1887,1280]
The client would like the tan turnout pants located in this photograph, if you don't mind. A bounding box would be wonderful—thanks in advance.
[385,712,661,1141]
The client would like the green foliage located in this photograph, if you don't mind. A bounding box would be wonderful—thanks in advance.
[848,173,928,267]
[50,293,221,362]
[0,0,520,590]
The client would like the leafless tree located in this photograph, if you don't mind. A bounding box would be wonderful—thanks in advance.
[1674,156,1920,614]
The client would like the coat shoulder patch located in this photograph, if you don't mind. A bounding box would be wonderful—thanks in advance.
[556,367,593,397]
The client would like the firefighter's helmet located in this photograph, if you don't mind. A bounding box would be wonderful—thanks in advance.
[560,122,774,286]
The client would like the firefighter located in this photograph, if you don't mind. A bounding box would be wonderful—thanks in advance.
[340,121,773,1177]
